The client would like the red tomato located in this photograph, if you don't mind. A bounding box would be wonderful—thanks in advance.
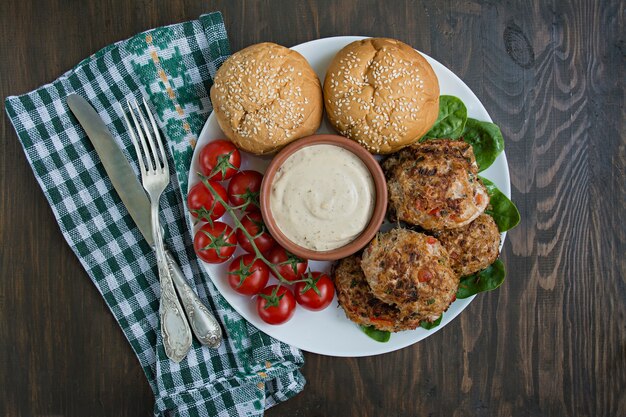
[237,212,276,255]
[199,140,241,181]
[187,181,227,222]
[227,170,263,212]
[294,272,335,311]
[418,268,433,282]
[227,254,269,296]
[256,285,296,325]
[193,221,237,264]
[267,246,308,282]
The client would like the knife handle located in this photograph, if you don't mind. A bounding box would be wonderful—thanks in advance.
[165,249,223,348]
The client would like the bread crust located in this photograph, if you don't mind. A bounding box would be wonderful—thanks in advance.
[210,42,323,155]
[323,38,440,154]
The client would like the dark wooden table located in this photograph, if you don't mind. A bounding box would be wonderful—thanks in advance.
[1,1,624,416]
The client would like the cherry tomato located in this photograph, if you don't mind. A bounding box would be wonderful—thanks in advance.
[187,181,227,222]
[267,246,308,282]
[227,254,269,296]
[193,221,237,264]
[294,271,335,311]
[227,170,263,212]
[237,212,276,255]
[199,140,241,181]
[256,285,296,325]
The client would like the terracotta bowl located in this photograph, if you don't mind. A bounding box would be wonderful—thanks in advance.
[260,134,387,261]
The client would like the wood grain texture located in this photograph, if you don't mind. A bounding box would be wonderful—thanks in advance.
[1,1,624,416]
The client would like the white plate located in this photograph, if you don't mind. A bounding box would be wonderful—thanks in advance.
[188,36,510,357]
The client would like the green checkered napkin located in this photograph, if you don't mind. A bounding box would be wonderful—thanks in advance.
[5,12,305,417]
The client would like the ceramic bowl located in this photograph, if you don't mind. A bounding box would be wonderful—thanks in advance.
[260,134,387,261]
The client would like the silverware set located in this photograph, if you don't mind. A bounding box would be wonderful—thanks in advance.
[67,94,222,363]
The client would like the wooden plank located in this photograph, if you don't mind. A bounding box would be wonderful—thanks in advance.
[0,0,624,416]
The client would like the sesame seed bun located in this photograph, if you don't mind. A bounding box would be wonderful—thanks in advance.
[323,38,440,154]
[210,42,323,155]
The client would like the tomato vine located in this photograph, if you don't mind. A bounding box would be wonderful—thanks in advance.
[199,174,312,288]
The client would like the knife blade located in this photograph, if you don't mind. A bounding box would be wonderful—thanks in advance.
[67,94,154,245]
[66,94,222,348]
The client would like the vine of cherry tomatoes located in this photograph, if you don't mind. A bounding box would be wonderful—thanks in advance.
[189,139,335,325]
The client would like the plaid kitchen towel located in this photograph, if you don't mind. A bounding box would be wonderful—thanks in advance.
[5,12,305,417]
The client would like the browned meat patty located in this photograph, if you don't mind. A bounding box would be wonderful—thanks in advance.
[360,228,458,322]
[383,139,489,230]
[434,214,501,277]
[332,255,423,332]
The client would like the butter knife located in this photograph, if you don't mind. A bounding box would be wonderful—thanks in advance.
[66,94,222,349]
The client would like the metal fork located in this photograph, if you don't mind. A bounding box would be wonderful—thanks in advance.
[124,99,222,356]
[123,98,193,362]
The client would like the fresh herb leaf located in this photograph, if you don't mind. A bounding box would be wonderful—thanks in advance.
[359,325,391,342]
[423,95,468,139]
[480,177,521,232]
[422,95,504,171]
[420,314,443,330]
[456,259,506,299]
[461,118,505,172]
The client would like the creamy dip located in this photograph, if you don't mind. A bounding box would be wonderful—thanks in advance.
[270,144,375,251]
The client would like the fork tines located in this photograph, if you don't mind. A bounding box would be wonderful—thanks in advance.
[122,98,168,176]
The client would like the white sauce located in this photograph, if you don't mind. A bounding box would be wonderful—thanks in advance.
[270,144,375,251]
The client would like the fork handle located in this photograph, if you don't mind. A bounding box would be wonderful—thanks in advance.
[152,203,192,362]
[165,249,222,348]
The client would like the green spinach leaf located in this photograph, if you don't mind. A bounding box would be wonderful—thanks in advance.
[420,314,443,330]
[423,95,467,139]
[457,259,506,299]
[360,325,391,342]
[480,177,521,232]
[461,118,505,172]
